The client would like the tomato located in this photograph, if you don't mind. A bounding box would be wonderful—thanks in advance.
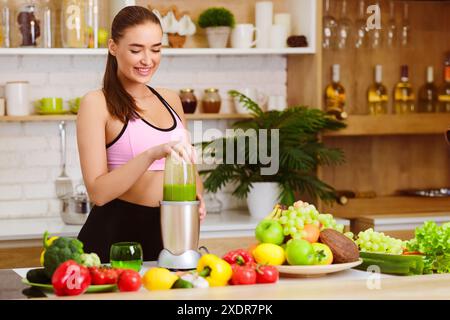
[89,266,119,285]
[302,224,320,243]
[312,243,333,265]
[117,270,142,292]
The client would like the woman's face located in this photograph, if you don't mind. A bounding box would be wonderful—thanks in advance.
[109,22,163,85]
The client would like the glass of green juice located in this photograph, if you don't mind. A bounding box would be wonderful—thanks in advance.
[110,242,143,272]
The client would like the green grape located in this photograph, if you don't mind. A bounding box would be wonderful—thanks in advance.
[289,227,297,234]
[279,216,288,225]
[355,228,404,254]
[283,226,290,236]
[288,211,297,220]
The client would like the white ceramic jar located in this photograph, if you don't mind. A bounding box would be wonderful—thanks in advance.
[5,81,30,116]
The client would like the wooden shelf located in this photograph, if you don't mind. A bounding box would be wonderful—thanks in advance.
[323,114,450,137]
[0,113,253,122]
[322,196,450,219]
[0,47,315,56]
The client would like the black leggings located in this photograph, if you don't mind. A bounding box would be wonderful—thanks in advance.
[77,199,163,263]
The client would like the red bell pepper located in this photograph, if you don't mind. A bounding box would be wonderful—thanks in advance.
[230,264,257,285]
[223,249,255,266]
[255,265,279,284]
[52,260,91,296]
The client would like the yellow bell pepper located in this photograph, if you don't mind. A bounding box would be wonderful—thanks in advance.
[197,254,232,287]
[40,231,59,266]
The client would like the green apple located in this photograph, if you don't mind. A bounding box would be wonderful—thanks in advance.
[285,239,316,265]
[255,220,284,245]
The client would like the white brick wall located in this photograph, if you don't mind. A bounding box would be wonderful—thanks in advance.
[0,55,287,219]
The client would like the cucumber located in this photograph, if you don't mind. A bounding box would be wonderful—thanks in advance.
[26,268,51,284]
[172,278,194,289]
[357,252,425,275]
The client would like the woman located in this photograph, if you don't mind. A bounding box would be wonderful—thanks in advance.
[77,6,206,262]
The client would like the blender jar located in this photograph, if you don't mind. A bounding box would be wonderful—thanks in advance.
[163,153,196,202]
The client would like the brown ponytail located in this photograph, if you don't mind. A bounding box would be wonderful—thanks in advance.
[103,6,162,123]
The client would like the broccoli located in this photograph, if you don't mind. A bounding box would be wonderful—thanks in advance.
[43,237,84,277]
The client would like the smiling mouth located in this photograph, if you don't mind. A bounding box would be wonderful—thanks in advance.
[134,67,152,76]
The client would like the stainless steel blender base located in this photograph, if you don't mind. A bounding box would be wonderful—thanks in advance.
[157,249,201,270]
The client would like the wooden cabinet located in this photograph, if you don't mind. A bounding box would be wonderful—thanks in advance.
[287,0,450,222]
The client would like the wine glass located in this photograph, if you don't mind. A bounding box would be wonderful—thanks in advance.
[322,0,337,50]
[368,1,382,49]
[385,0,397,49]
[336,0,352,50]
[110,242,143,272]
[400,2,411,47]
[355,0,368,49]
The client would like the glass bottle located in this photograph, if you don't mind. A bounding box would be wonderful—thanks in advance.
[367,65,388,115]
[438,53,450,113]
[16,0,41,47]
[163,153,197,202]
[418,66,438,113]
[41,0,54,48]
[1,0,11,48]
[325,64,346,117]
[179,89,197,114]
[61,0,89,48]
[394,65,415,114]
[202,88,221,113]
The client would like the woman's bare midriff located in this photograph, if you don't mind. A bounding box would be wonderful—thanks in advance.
[118,170,165,207]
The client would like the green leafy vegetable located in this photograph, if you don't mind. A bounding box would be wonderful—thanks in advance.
[406,221,450,274]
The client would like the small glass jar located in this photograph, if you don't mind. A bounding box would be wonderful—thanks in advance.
[202,88,221,113]
[204,193,223,214]
[61,0,89,48]
[16,0,41,47]
[179,88,197,114]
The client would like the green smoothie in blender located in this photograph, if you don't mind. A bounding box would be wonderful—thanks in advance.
[163,154,196,201]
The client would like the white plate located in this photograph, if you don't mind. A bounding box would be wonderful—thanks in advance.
[276,259,363,277]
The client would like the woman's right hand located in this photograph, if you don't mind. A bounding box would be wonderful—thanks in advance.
[147,140,196,164]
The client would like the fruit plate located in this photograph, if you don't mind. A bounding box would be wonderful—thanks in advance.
[21,279,117,293]
[276,259,363,277]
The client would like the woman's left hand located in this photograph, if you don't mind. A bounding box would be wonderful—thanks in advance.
[197,193,207,222]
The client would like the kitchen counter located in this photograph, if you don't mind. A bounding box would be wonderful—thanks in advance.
[0,210,351,242]
[2,263,450,300]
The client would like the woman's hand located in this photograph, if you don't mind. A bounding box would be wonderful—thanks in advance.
[147,140,195,164]
[197,193,207,222]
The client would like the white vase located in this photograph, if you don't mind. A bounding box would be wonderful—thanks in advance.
[205,26,231,48]
[246,182,281,218]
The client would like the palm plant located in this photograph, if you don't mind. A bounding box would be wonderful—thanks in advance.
[199,90,347,206]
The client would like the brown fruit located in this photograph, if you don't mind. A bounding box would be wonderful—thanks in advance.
[319,229,359,263]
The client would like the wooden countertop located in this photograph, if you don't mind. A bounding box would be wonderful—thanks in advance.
[4,266,450,300]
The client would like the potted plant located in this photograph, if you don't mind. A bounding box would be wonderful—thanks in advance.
[198,91,347,218]
[198,7,235,48]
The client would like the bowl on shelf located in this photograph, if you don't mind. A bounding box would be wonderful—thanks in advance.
[68,97,81,114]
[34,97,66,115]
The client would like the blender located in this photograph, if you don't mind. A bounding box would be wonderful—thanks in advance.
[157,153,202,270]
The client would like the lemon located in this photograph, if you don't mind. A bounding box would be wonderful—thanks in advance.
[142,267,179,291]
[252,243,285,266]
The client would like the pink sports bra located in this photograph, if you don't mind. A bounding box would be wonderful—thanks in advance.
[106,86,186,171]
